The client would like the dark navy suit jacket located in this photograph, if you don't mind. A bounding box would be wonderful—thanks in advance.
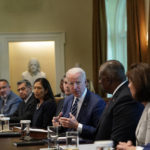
[95,82,144,147]
[10,93,37,123]
[144,143,150,150]
[62,89,106,139]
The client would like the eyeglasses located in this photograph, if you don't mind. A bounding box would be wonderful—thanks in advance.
[69,81,82,86]
[17,87,26,92]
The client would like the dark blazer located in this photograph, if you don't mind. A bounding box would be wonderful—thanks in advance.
[55,99,65,116]
[0,91,22,116]
[95,82,144,147]
[9,93,37,123]
[62,89,106,139]
[144,143,150,150]
[32,99,56,129]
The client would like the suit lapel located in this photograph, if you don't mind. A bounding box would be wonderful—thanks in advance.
[65,95,74,118]
[77,90,90,121]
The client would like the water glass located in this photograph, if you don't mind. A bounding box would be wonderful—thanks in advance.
[1,117,10,131]
[95,140,113,150]
[66,131,79,150]
[20,120,31,140]
[0,114,4,132]
[47,126,59,150]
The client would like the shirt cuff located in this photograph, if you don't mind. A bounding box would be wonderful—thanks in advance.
[77,123,83,133]
[136,146,144,150]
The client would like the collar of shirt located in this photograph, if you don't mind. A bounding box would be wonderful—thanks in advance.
[112,80,127,97]
[72,88,87,118]
[0,96,7,104]
[24,93,32,103]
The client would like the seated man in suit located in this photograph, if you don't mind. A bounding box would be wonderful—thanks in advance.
[9,79,37,123]
[95,60,144,147]
[54,77,65,98]
[0,79,22,116]
[52,67,106,139]
[55,75,72,116]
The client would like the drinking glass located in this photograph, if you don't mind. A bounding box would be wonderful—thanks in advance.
[0,114,4,132]
[95,140,113,150]
[47,126,59,150]
[1,117,10,131]
[66,131,79,150]
[20,120,31,141]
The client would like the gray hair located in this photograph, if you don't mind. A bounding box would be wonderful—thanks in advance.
[17,79,32,88]
[66,67,86,81]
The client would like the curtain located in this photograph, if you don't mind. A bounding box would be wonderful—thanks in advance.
[148,1,150,63]
[92,0,107,96]
[127,0,148,68]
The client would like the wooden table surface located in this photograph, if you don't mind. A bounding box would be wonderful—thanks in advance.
[0,137,48,150]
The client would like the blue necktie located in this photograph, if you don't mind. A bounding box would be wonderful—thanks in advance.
[71,98,79,117]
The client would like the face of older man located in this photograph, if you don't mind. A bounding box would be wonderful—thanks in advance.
[17,83,32,100]
[67,72,86,98]
[0,81,11,99]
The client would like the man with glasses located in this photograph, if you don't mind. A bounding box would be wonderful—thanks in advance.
[0,79,22,116]
[9,79,37,123]
[52,67,106,139]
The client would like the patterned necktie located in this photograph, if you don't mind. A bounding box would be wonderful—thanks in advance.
[71,98,79,117]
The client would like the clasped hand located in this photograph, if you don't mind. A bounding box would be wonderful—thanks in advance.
[52,112,78,129]
[116,141,136,150]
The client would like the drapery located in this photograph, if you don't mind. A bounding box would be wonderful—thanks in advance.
[92,0,107,95]
[148,1,150,63]
[127,0,149,67]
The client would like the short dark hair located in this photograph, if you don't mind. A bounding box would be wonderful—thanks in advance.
[0,79,9,86]
[100,60,126,83]
[34,78,54,100]
[127,63,150,102]
[17,79,32,88]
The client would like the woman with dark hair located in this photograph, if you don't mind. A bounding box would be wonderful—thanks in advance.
[117,63,150,150]
[32,78,56,129]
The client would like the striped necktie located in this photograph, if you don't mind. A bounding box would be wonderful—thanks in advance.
[71,98,79,117]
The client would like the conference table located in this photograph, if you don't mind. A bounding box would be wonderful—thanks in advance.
[0,127,49,150]
[0,127,106,150]
[0,137,48,150]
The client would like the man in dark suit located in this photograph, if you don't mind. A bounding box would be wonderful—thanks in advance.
[9,80,37,123]
[52,67,106,139]
[95,60,144,147]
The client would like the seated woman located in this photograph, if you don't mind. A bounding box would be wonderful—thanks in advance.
[117,63,150,150]
[32,78,56,129]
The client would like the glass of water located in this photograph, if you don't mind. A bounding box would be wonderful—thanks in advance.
[66,131,79,150]
[47,126,59,150]
[1,117,10,131]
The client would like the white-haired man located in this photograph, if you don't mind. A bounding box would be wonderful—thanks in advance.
[53,67,106,139]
